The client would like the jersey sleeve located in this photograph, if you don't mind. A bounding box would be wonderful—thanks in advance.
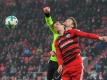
[71,29,100,40]
[45,16,57,34]
[55,40,63,65]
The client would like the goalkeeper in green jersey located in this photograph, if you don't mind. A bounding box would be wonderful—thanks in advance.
[43,7,62,80]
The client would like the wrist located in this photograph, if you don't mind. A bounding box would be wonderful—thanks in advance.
[44,13,50,17]
[59,65,63,66]
[99,37,104,41]
[59,64,63,67]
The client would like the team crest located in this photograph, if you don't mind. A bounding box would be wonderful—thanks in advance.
[66,34,71,38]
[58,40,61,43]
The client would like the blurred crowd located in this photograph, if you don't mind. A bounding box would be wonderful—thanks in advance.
[0,0,107,80]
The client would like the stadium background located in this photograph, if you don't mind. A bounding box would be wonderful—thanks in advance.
[0,0,107,80]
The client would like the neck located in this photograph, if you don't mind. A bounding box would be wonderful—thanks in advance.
[66,27,72,31]
[59,31,64,36]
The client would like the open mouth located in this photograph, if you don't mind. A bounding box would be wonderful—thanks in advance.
[57,30,60,34]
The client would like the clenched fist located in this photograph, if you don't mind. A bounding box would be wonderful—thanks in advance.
[43,7,50,14]
[49,51,56,56]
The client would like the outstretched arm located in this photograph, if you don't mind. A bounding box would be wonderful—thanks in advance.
[72,29,107,42]
[43,7,57,33]
[72,29,99,39]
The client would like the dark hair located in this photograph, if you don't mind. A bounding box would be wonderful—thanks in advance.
[68,17,77,28]
[52,21,64,28]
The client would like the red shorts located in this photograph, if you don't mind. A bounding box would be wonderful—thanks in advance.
[61,55,84,80]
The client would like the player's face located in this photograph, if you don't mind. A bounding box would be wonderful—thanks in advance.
[54,21,64,34]
[64,19,74,28]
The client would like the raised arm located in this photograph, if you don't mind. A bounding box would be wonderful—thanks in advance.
[43,7,57,33]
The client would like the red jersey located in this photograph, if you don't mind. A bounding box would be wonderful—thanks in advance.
[55,29,99,66]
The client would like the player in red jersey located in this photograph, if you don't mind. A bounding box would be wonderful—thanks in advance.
[54,17,107,80]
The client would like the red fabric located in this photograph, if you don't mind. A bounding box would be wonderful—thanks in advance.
[55,41,63,65]
[55,29,100,65]
[55,32,80,65]
[69,29,99,39]
[61,55,84,80]
[55,29,100,79]
[62,59,84,80]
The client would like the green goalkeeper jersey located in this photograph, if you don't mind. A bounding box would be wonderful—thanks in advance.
[45,16,58,62]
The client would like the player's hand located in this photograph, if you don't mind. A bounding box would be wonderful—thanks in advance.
[43,7,50,14]
[50,51,56,56]
[57,65,63,74]
[99,36,107,42]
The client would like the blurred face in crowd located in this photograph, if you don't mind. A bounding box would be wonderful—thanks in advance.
[53,21,65,35]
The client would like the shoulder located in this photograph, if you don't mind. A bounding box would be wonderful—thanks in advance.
[68,29,81,33]
[54,36,61,46]
[75,29,80,31]
[71,29,80,31]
